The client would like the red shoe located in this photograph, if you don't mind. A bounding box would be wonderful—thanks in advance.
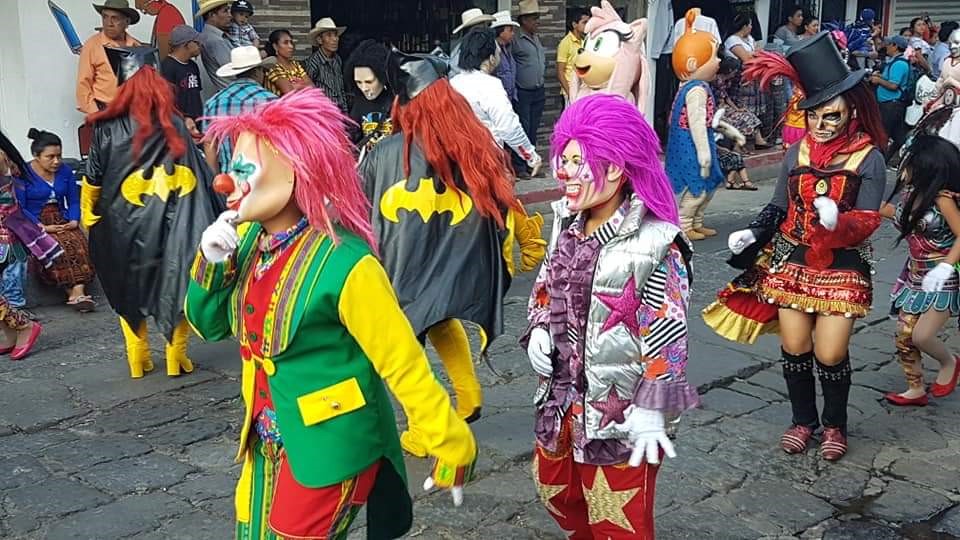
[931,355,960,398]
[820,427,848,461]
[780,425,814,454]
[884,391,929,406]
[10,323,42,361]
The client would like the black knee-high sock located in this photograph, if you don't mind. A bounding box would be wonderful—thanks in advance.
[817,355,852,434]
[782,349,819,429]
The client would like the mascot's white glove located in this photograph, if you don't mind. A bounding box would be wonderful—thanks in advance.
[528,153,543,178]
[527,326,553,377]
[923,262,957,292]
[200,210,240,263]
[612,406,677,466]
[727,229,757,255]
[813,197,839,231]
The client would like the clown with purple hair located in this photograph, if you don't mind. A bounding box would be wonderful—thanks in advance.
[184,88,476,539]
[522,93,697,538]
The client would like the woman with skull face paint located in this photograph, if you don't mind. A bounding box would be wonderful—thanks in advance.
[524,93,695,538]
[703,32,888,461]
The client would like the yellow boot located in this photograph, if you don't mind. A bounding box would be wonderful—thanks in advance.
[119,318,152,378]
[164,320,194,377]
[427,319,482,423]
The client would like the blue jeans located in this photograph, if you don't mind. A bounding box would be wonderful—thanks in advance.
[1,259,27,308]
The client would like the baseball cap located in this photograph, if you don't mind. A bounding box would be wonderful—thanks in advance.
[883,35,908,50]
[231,0,254,14]
[169,25,200,47]
[860,8,875,23]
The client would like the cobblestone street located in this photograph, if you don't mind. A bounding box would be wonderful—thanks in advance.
[4,173,960,539]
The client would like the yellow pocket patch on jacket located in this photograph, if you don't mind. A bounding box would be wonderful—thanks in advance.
[296,378,366,426]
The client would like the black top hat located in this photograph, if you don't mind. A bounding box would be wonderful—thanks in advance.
[105,46,159,85]
[787,32,867,109]
[386,51,449,104]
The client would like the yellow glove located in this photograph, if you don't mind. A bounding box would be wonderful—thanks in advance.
[80,177,102,229]
[516,211,547,272]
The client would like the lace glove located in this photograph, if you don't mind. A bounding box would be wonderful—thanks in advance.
[727,229,757,255]
[813,197,839,231]
[200,210,240,263]
[923,262,957,292]
[612,406,677,466]
[527,326,553,377]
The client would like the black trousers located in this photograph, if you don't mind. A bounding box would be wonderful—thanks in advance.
[879,100,907,162]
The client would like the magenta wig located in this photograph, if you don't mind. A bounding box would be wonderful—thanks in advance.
[203,88,375,250]
[550,94,679,225]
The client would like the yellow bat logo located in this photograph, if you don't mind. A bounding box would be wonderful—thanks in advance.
[121,164,198,207]
[380,178,473,225]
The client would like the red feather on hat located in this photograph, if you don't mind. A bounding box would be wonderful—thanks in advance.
[743,51,802,93]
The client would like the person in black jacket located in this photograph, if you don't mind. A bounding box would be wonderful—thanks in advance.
[344,39,394,159]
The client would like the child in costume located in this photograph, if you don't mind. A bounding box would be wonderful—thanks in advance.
[81,46,223,378]
[666,9,725,241]
[189,88,477,539]
[568,0,650,115]
[361,51,522,444]
[881,135,960,406]
[524,93,696,539]
[782,88,807,147]
[703,33,888,461]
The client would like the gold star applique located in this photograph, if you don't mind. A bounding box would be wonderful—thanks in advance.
[532,454,567,518]
[582,467,640,533]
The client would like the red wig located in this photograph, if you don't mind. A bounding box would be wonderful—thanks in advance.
[86,66,185,161]
[391,79,521,228]
[842,82,887,150]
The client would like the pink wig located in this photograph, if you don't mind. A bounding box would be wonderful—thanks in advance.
[550,94,678,225]
[203,88,375,250]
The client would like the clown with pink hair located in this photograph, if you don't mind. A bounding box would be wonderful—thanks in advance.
[523,94,696,538]
[184,88,477,540]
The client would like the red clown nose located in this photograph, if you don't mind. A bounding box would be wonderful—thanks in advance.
[213,173,236,194]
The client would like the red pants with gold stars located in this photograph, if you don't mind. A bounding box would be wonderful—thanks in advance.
[532,425,659,538]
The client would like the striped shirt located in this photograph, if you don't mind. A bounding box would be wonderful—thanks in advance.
[201,79,277,173]
[304,50,349,112]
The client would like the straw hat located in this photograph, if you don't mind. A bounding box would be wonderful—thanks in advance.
[309,17,347,40]
[93,0,140,25]
[195,0,231,19]
[216,46,277,78]
[518,0,541,17]
[453,8,495,34]
[490,10,519,29]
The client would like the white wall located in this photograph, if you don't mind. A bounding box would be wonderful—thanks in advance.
[0,0,193,160]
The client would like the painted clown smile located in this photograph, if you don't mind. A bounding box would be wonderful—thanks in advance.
[226,183,252,211]
[565,182,582,200]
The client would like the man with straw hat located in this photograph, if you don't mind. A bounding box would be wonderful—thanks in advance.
[305,17,350,111]
[513,0,546,177]
[448,8,495,77]
[196,0,234,91]
[76,0,142,114]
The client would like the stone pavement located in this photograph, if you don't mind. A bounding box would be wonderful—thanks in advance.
[4,173,960,539]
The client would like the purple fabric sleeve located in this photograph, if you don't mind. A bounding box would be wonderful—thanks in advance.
[632,378,700,413]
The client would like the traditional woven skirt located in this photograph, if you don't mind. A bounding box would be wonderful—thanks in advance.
[35,204,95,288]
[718,147,745,173]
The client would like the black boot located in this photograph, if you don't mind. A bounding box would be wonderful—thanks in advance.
[817,355,852,461]
[780,349,818,453]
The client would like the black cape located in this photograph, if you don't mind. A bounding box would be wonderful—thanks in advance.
[86,115,223,340]
[361,134,510,347]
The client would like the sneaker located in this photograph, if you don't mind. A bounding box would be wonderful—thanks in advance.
[820,427,847,461]
[780,425,814,454]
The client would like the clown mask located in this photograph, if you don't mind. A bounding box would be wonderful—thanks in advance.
[218,133,295,223]
[805,96,850,143]
[950,29,960,59]
[556,140,624,212]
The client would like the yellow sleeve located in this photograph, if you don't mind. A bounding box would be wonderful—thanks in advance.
[338,255,477,467]
[556,35,570,63]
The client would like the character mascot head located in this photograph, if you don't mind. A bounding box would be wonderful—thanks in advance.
[671,8,720,83]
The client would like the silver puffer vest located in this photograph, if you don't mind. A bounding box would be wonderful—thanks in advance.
[548,195,685,440]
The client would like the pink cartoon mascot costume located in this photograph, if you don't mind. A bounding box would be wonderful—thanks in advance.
[524,93,697,539]
[569,0,650,115]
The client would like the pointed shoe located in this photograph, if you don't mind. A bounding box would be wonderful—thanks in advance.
[931,355,960,398]
[10,323,42,361]
[884,391,928,406]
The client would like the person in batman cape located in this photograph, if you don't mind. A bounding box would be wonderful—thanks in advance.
[188,87,477,540]
[81,46,223,379]
[360,51,523,455]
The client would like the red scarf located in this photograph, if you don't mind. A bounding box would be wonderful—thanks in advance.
[804,119,873,169]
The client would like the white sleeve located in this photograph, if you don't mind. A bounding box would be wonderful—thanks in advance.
[486,81,538,165]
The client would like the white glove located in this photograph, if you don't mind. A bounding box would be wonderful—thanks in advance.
[611,406,677,466]
[527,326,553,377]
[813,197,839,231]
[422,477,465,507]
[727,229,757,255]
[528,153,543,178]
[200,210,240,263]
[923,262,957,292]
